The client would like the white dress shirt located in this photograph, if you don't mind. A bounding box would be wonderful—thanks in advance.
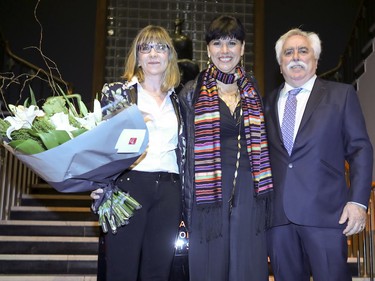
[128,78,179,174]
[277,75,317,142]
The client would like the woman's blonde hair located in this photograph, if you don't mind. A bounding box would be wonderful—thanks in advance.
[122,25,180,92]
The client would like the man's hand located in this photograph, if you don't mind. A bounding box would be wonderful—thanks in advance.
[339,202,367,236]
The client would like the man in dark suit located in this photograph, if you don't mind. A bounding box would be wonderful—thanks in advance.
[264,28,373,281]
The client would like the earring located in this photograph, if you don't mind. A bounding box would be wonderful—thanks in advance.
[241,56,244,67]
[207,56,211,66]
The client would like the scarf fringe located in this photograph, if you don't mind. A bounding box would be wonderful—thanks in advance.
[197,203,223,242]
[255,191,273,235]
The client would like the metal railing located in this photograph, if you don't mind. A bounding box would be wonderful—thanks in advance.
[0,146,39,220]
[348,184,375,279]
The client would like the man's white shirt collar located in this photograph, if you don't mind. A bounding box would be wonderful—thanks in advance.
[282,75,317,96]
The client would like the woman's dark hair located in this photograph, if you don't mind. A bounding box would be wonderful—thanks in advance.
[205,15,245,44]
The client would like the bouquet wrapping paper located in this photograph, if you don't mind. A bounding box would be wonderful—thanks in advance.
[4,104,148,193]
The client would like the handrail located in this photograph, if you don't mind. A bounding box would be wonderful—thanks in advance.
[0,35,72,218]
[1,39,72,92]
[319,0,374,84]
[318,57,343,81]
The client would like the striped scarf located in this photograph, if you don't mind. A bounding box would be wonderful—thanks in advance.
[194,64,273,207]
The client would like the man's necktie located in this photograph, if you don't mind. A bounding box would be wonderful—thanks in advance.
[281,88,302,155]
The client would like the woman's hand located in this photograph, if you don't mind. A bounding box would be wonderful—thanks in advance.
[90,188,104,200]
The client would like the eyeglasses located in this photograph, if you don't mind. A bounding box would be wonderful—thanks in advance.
[138,43,170,54]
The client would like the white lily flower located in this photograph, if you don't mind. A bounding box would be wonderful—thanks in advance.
[75,112,98,130]
[74,99,103,130]
[93,99,102,123]
[49,112,77,132]
[4,104,45,139]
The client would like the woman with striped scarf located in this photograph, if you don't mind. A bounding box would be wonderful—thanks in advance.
[179,15,273,281]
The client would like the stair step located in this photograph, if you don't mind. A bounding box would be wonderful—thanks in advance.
[29,184,90,196]
[0,220,99,236]
[1,181,101,276]
[28,183,66,195]
[9,206,98,221]
[0,236,98,255]
[21,194,92,207]
[0,276,370,281]
[268,276,372,281]
[0,276,97,281]
[0,254,97,275]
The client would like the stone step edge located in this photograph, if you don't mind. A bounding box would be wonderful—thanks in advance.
[0,276,97,281]
[0,277,370,281]
[0,236,98,242]
[0,220,98,226]
[22,194,91,200]
[30,183,60,188]
[0,254,97,261]
[11,206,91,212]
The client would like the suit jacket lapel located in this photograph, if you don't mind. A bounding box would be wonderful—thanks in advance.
[296,78,326,137]
[269,84,285,143]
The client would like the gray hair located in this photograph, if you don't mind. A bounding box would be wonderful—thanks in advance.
[275,28,321,65]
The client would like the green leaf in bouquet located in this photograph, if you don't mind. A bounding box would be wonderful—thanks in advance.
[24,86,38,107]
[70,128,88,138]
[51,130,72,144]
[56,85,81,117]
[34,131,59,150]
[8,139,46,154]
[78,100,88,116]
[35,130,71,150]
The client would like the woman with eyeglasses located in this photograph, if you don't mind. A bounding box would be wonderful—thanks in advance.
[179,15,273,281]
[91,25,184,281]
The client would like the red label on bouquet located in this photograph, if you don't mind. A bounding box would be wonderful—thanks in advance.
[128,138,137,145]
[116,128,146,153]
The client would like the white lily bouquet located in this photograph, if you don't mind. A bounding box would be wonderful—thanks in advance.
[0,87,148,234]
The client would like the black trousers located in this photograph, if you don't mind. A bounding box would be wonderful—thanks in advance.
[98,170,182,281]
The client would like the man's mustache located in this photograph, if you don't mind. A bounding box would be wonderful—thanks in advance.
[287,61,307,70]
